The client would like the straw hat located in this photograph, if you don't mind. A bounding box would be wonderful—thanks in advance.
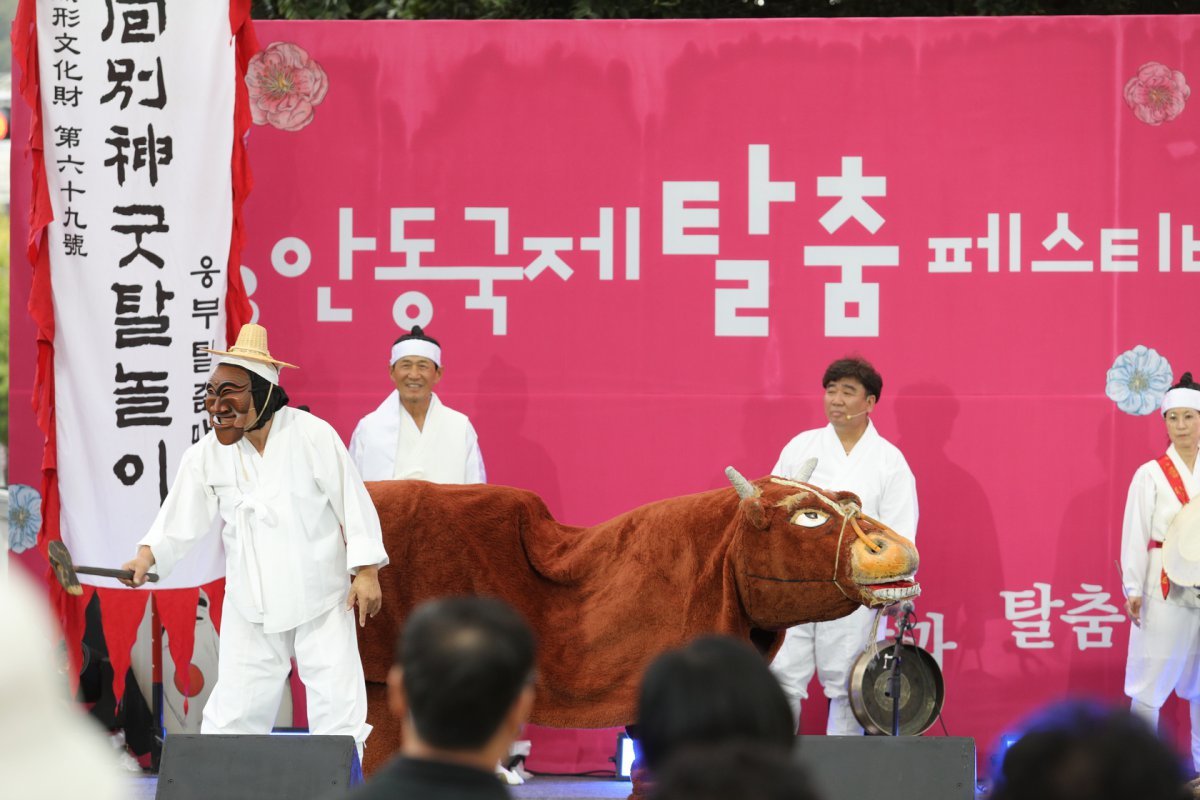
[203,323,298,370]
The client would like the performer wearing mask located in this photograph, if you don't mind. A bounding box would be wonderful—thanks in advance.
[122,324,388,756]
[349,326,485,484]
[768,356,918,735]
[1121,372,1200,775]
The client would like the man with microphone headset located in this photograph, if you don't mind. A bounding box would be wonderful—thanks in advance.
[768,357,919,735]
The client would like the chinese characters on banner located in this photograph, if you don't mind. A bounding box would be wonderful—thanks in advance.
[36,0,234,588]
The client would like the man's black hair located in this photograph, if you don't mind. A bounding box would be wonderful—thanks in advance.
[393,325,441,348]
[230,366,290,432]
[822,357,883,402]
[636,636,795,772]
[395,596,536,751]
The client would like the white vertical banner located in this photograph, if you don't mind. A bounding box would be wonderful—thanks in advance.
[38,0,233,588]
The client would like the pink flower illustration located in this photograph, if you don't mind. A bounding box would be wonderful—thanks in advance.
[1124,62,1189,126]
[246,42,329,132]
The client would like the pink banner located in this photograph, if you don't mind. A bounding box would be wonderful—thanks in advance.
[12,15,1200,775]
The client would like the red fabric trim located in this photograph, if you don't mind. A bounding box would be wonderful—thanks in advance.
[202,578,227,636]
[1157,455,1191,505]
[224,0,259,340]
[12,0,85,678]
[1148,540,1164,549]
[95,589,151,704]
[155,588,201,712]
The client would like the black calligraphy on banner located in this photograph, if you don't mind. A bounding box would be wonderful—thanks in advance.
[192,340,214,375]
[111,204,168,268]
[113,363,171,427]
[52,121,89,255]
[97,0,192,510]
[112,440,168,503]
[105,124,173,186]
[102,0,166,45]
[112,280,174,348]
[101,57,167,110]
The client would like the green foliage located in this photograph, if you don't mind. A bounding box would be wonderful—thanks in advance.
[251,0,1200,18]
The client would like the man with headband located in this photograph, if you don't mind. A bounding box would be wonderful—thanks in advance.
[121,323,388,756]
[349,326,485,484]
[1121,372,1200,777]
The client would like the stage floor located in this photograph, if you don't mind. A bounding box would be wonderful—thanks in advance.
[130,774,632,799]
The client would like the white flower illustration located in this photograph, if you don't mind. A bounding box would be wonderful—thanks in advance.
[1106,346,1173,416]
[8,484,43,554]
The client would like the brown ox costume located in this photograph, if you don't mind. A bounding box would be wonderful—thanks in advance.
[356,466,918,773]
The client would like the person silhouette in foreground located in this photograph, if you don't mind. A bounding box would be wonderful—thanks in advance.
[349,596,536,800]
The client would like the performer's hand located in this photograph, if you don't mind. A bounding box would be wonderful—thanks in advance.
[1126,595,1142,627]
[120,546,156,588]
[347,566,382,627]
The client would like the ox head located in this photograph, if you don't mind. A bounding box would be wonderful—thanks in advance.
[725,464,919,630]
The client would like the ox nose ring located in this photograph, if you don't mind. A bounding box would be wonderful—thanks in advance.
[850,517,883,553]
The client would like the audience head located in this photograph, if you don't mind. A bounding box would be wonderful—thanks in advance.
[636,635,795,772]
[389,596,536,759]
[990,699,1190,800]
[649,742,822,800]
[0,568,128,798]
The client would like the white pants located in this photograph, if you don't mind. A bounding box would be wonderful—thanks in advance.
[202,602,372,751]
[769,606,877,736]
[1125,594,1200,771]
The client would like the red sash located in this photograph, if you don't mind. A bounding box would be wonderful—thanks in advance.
[1156,455,1192,599]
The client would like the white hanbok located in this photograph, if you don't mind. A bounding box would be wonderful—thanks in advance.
[139,406,388,747]
[349,392,485,483]
[1121,445,1200,771]
[768,421,918,735]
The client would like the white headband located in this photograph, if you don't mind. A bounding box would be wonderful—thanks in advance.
[1162,387,1200,414]
[219,355,280,385]
[390,340,442,367]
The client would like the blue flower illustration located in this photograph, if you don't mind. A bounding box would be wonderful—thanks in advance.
[1106,346,1174,416]
[8,484,42,554]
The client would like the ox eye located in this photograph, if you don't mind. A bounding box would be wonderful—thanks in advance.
[791,509,829,528]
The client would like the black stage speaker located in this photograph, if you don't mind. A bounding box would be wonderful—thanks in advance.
[156,734,362,800]
[794,736,976,800]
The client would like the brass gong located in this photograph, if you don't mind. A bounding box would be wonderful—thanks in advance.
[848,642,944,736]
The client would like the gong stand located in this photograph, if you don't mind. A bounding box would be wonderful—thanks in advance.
[887,604,916,736]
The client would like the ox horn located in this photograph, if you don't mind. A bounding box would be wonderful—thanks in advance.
[725,466,756,499]
[796,458,818,483]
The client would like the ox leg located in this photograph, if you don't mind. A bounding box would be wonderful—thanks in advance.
[363,681,400,776]
[769,623,816,731]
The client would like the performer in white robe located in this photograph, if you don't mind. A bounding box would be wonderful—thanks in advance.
[349,326,485,484]
[769,357,918,736]
[1121,373,1200,773]
[123,324,388,754]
